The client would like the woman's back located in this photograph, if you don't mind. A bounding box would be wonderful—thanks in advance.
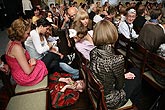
[90,45,125,95]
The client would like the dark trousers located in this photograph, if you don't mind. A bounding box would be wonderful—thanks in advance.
[124,67,142,109]
[41,52,60,74]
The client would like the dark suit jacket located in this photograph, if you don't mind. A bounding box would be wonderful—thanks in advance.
[137,24,165,53]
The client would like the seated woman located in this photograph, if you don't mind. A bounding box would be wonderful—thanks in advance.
[5,18,48,86]
[90,20,141,109]
[118,8,138,41]
[25,17,79,79]
[71,21,95,61]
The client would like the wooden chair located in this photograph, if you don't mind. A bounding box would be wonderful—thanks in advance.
[126,41,147,74]
[0,58,50,109]
[6,90,50,110]
[75,48,89,67]
[143,52,165,92]
[0,70,50,110]
[114,34,130,57]
[85,67,107,110]
[85,67,133,110]
[143,52,165,109]
[15,75,49,95]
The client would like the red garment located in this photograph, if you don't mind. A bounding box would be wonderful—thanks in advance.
[5,41,48,86]
[49,72,79,108]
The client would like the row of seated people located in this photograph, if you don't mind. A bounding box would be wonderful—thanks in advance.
[114,33,165,110]
[0,17,87,109]
[71,19,142,110]
[115,2,165,89]
[67,6,165,109]
[0,17,141,109]
[1,4,165,109]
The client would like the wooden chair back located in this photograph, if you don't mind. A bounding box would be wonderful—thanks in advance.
[143,52,165,92]
[114,34,130,57]
[126,41,147,74]
[85,67,108,110]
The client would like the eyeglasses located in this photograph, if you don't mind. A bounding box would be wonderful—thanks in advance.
[48,14,52,17]
[127,15,136,18]
[68,13,76,18]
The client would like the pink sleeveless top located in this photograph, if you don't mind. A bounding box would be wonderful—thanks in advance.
[5,41,48,86]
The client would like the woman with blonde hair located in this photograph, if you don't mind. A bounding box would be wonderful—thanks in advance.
[73,9,92,30]
[90,20,141,109]
[71,21,95,61]
[5,18,48,86]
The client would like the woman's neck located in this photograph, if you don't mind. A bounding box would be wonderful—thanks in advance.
[12,40,22,44]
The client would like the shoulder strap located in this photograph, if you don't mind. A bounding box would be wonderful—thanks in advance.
[7,41,20,55]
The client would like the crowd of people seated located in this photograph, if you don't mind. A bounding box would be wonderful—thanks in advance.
[1,0,165,109]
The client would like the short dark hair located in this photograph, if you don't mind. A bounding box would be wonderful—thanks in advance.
[36,17,51,27]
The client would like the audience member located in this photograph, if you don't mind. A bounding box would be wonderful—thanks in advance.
[88,4,97,21]
[31,6,41,29]
[133,5,147,34]
[118,8,138,41]
[73,9,92,30]
[22,0,33,19]
[71,21,95,61]
[61,7,78,29]
[104,6,117,22]
[137,17,165,53]
[93,7,103,24]
[137,16,165,86]
[49,72,85,108]
[90,20,141,109]
[146,8,162,24]
[25,18,79,79]
[5,18,48,86]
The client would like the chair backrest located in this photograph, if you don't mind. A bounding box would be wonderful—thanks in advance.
[85,67,108,110]
[126,41,147,73]
[143,51,165,92]
[114,34,130,54]
[75,48,89,66]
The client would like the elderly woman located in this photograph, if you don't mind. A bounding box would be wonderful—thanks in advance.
[118,8,138,40]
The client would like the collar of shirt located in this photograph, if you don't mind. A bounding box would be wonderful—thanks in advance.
[158,24,165,34]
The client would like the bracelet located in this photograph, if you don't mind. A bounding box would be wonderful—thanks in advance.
[0,61,4,68]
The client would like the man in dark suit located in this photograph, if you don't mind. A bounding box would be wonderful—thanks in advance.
[137,17,165,86]
[137,19,165,53]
